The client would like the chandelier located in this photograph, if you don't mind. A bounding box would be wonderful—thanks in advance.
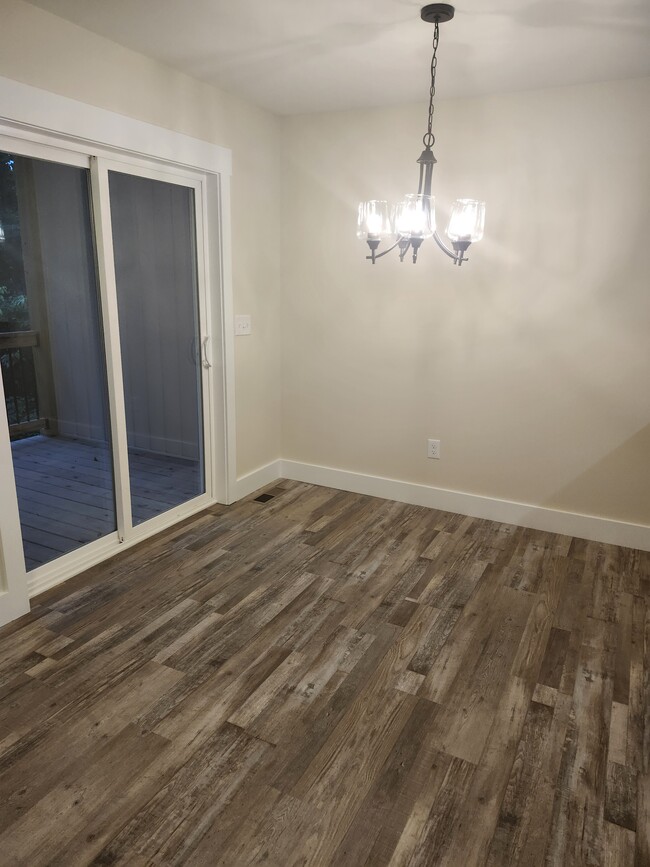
[357,4,485,266]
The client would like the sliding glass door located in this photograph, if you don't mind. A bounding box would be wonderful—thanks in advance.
[0,151,116,570]
[0,143,212,587]
[109,170,206,525]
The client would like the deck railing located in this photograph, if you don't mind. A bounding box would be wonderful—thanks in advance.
[0,331,44,437]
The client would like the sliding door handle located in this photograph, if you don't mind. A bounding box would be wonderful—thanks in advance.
[201,336,212,369]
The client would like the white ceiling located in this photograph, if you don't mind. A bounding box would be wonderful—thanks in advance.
[26,0,650,115]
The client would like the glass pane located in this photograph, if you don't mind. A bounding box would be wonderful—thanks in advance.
[0,152,116,570]
[108,171,204,525]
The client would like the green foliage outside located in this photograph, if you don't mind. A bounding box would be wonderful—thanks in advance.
[0,152,30,332]
[1,152,38,429]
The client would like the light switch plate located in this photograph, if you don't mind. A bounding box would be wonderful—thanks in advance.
[235,314,252,336]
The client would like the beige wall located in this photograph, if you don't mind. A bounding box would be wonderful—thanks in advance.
[0,0,283,478]
[281,78,650,526]
[2,0,648,528]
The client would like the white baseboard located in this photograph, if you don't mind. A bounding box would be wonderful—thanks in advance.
[231,460,283,502]
[278,460,650,552]
[29,455,650,603]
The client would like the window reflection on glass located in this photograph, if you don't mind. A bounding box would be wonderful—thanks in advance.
[0,152,116,570]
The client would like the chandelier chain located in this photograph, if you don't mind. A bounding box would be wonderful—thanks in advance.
[423,20,440,149]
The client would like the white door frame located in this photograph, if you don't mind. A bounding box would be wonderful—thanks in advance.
[0,409,30,625]
[0,77,236,622]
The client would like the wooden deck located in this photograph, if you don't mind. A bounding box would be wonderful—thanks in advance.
[0,480,647,865]
[11,435,202,571]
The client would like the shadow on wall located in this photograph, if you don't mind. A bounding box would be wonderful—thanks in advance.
[503,0,650,31]
[175,14,410,80]
[543,423,650,525]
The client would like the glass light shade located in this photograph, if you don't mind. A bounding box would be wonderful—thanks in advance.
[394,194,435,240]
[357,200,392,240]
[446,199,486,243]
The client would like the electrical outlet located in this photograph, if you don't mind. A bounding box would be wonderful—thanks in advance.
[427,438,441,460]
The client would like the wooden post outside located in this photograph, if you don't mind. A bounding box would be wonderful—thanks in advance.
[14,158,58,437]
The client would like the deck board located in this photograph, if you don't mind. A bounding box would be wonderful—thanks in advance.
[11,435,202,570]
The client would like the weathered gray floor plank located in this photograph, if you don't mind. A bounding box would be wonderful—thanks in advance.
[0,479,647,866]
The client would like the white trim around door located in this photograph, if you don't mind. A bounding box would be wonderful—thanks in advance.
[0,76,231,176]
[0,407,30,625]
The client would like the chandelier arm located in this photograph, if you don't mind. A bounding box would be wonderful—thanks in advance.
[365,238,403,262]
[432,230,461,263]
[417,160,425,196]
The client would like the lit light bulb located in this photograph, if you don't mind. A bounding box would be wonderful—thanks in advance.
[357,200,392,240]
[395,194,435,240]
[446,199,485,243]
[366,212,383,236]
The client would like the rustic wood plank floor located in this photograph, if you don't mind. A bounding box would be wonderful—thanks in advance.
[0,480,648,866]
[11,435,202,570]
